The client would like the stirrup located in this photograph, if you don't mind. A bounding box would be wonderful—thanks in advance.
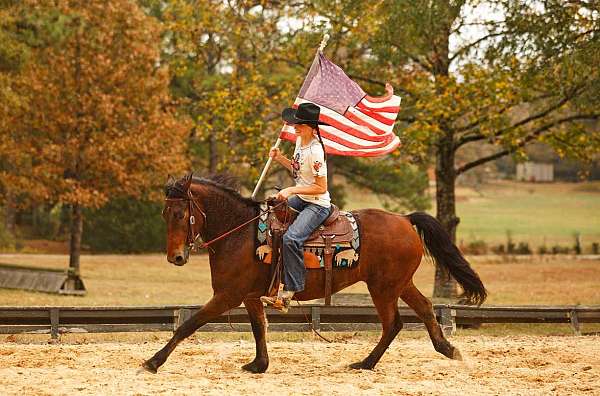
[260,295,290,313]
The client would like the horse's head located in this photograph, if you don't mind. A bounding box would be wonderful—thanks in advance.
[163,173,206,266]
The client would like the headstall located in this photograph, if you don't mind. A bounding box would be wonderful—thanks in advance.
[164,190,286,251]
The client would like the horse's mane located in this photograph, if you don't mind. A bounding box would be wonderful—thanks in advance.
[165,173,258,208]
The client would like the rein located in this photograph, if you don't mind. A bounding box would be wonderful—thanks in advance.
[165,190,285,251]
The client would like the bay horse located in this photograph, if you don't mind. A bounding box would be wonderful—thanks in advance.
[142,173,486,374]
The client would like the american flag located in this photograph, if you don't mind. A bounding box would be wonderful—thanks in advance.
[280,51,401,157]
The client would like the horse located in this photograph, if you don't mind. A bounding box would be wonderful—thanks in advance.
[142,173,486,374]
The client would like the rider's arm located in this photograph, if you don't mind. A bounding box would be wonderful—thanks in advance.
[270,148,292,172]
[288,175,327,195]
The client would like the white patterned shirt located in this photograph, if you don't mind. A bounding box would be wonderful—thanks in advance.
[291,137,331,207]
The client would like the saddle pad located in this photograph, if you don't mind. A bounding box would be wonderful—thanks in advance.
[256,204,360,269]
[257,245,358,269]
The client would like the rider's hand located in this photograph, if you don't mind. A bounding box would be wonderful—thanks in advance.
[385,82,394,96]
[276,187,294,200]
[269,147,281,160]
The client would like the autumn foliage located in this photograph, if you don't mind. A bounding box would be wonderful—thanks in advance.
[1,1,189,270]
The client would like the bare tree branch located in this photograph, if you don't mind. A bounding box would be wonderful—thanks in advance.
[449,31,509,63]
[271,56,307,69]
[388,41,433,73]
[453,91,559,138]
[455,113,600,175]
[454,85,588,150]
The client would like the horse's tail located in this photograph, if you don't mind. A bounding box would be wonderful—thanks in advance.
[407,212,487,305]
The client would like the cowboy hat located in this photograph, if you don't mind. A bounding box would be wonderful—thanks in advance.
[281,103,329,126]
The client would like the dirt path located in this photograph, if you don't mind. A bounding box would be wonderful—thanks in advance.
[0,335,598,395]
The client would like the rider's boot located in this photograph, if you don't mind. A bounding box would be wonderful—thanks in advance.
[260,290,294,313]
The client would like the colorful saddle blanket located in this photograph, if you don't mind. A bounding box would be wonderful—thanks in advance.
[256,203,360,269]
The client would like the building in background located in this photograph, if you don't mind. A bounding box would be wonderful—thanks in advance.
[516,162,554,182]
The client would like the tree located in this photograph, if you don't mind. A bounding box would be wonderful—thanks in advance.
[142,0,299,188]
[1,1,189,284]
[291,0,600,300]
[383,1,599,299]
[0,0,34,240]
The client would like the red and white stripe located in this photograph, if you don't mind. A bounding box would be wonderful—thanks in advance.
[280,95,401,157]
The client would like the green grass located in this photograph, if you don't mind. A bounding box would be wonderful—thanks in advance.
[455,180,600,247]
[1,254,599,306]
[344,180,600,249]
[0,254,599,339]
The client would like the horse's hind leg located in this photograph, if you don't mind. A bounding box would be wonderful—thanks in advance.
[350,286,403,370]
[400,283,462,360]
[241,298,269,373]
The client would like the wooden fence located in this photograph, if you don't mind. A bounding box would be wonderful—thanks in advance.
[1,304,598,340]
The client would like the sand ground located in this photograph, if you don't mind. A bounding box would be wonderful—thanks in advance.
[0,335,598,395]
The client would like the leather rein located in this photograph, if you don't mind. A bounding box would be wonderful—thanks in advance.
[165,190,285,251]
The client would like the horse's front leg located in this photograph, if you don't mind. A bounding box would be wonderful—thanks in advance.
[241,298,269,373]
[142,293,241,373]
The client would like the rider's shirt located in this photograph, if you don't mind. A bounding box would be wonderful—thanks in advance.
[290,137,331,208]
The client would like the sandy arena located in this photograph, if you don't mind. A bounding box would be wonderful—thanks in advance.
[0,335,598,395]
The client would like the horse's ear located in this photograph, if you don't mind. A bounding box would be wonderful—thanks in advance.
[183,172,193,191]
[166,173,176,186]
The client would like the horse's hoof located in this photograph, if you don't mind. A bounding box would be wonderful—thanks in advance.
[349,361,373,370]
[141,360,158,374]
[452,348,463,361]
[242,359,268,373]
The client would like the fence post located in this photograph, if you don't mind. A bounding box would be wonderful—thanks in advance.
[176,308,192,331]
[440,306,456,336]
[311,306,321,332]
[50,308,59,340]
[569,310,581,336]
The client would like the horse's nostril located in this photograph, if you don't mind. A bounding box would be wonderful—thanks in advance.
[175,255,184,264]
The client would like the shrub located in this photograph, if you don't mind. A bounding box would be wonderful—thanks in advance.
[505,230,516,254]
[491,244,505,255]
[515,242,532,255]
[83,198,166,253]
[551,245,570,255]
[461,239,489,255]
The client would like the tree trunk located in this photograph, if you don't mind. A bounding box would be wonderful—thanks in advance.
[4,190,16,235]
[69,203,83,276]
[433,132,459,300]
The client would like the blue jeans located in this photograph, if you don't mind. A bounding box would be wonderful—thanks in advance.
[282,196,331,292]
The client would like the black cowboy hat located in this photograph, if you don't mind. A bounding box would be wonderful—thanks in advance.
[282,103,329,126]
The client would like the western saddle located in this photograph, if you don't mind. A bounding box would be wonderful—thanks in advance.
[264,198,354,305]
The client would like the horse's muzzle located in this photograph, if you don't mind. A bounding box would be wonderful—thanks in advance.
[168,248,189,266]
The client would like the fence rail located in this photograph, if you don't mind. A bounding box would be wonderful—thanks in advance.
[1,304,598,339]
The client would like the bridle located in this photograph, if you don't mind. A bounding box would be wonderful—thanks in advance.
[164,189,208,251]
[164,188,286,252]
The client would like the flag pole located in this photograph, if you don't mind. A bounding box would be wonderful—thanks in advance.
[251,34,329,200]
[251,137,281,199]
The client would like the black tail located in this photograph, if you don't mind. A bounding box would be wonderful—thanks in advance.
[408,212,487,305]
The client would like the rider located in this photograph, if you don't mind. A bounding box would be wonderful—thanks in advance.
[260,103,331,312]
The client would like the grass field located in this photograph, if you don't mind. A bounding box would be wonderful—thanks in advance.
[344,180,600,250]
[0,254,598,307]
[1,253,599,338]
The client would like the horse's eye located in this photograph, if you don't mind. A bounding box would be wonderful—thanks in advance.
[174,211,185,220]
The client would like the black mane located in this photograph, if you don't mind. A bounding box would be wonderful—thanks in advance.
[165,173,259,207]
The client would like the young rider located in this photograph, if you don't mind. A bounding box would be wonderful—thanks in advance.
[260,103,332,312]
